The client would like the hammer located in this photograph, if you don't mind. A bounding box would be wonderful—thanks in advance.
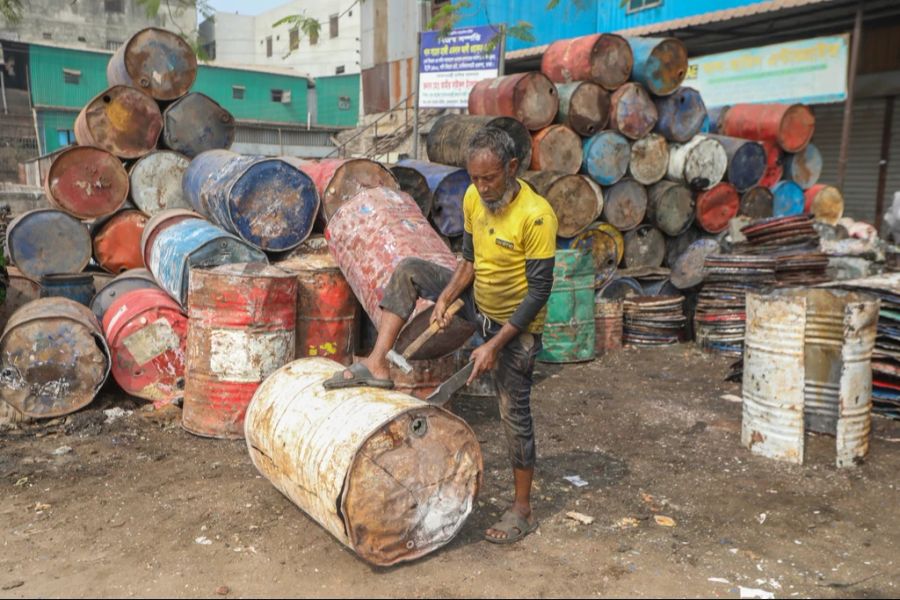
[386,298,464,374]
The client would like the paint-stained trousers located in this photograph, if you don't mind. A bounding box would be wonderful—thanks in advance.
[381,257,541,469]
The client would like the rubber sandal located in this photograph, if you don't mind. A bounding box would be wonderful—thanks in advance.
[484,509,539,545]
[322,362,394,390]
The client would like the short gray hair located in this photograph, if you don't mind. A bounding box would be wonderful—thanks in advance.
[467,126,517,166]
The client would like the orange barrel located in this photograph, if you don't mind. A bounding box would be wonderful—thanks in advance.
[284,157,398,222]
[623,225,665,269]
[183,263,297,439]
[427,114,533,174]
[541,33,633,90]
[90,268,159,323]
[695,182,740,233]
[129,151,192,217]
[721,103,816,153]
[594,299,623,356]
[625,37,688,97]
[530,124,583,174]
[140,208,202,268]
[106,27,197,101]
[74,86,163,160]
[653,86,706,143]
[91,209,149,274]
[555,81,610,137]
[102,288,188,402]
[601,178,647,232]
[667,135,728,190]
[0,297,110,418]
[757,140,784,187]
[609,82,658,140]
[739,186,775,219]
[325,187,476,360]
[804,184,844,225]
[783,143,823,189]
[468,72,559,131]
[0,267,41,327]
[388,162,433,216]
[629,133,669,185]
[161,93,236,158]
[44,146,129,219]
[277,239,360,366]
[521,171,602,239]
[647,180,695,236]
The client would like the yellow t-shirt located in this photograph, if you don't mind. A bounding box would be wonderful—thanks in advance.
[463,179,558,333]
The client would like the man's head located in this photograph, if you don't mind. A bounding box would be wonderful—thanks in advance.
[466,127,520,214]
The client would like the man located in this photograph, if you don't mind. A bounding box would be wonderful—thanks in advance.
[325,127,558,544]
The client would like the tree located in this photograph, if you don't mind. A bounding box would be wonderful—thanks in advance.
[136,0,214,61]
[0,0,24,24]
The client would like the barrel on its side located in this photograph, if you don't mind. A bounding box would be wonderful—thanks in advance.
[771,181,806,217]
[647,180,694,236]
[427,114,532,174]
[804,184,844,225]
[597,275,643,300]
[625,37,688,97]
[530,125,583,174]
[706,135,767,192]
[783,143,823,189]
[541,33,633,90]
[0,268,41,327]
[395,159,471,238]
[245,357,483,566]
[609,83,658,140]
[623,225,665,269]
[468,72,559,131]
[90,268,159,322]
[74,86,163,160]
[389,163,433,216]
[39,274,94,306]
[667,135,728,190]
[629,133,668,185]
[92,209,149,274]
[555,81,610,137]
[537,249,596,363]
[0,298,110,418]
[106,27,197,101]
[695,182,740,233]
[758,141,784,187]
[740,186,775,220]
[6,209,92,280]
[129,151,192,217]
[45,146,129,219]
[162,93,236,158]
[556,224,619,288]
[185,263,297,439]
[287,157,398,222]
[653,87,706,143]
[602,178,647,232]
[522,171,603,239]
[721,103,816,153]
[140,209,202,268]
[582,130,631,186]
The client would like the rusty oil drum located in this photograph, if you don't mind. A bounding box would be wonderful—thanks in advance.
[139,208,202,268]
[695,182,740,233]
[0,267,41,328]
[394,159,471,238]
[772,181,806,217]
[653,87,707,143]
[706,134,767,192]
[667,135,728,190]
[162,93,236,158]
[427,114,532,174]
[103,288,188,403]
[530,124,583,174]
[0,297,110,418]
[388,163,432,216]
[521,171,602,239]
[129,151,192,217]
[44,146,129,219]
[804,184,844,225]
[740,186,775,219]
[602,178,647,232]
[784,143,823,190]
[541,33,633,90]
[721,103,816,153]
[629,133,669,185]
[468,72,559,131]
[39,273,95,306]
[92,209,149,274]
[625,37,688,97]
[594,299,623,357]
[106,27,197,101]
[623,225,666,269]
[537,249,596,363]
[582,130,631,186]
[285,157,397,222]
[244,357,483,566]
[609,82,658,140]
[183,262,297,439]
[325,187,475,360]
[6,209,92,280]
[647,180,695,236]
[74,86,163,160]
[90,268,160,322]
[555,81,610,137]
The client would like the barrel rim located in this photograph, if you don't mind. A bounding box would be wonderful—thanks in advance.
[119,27,199,101]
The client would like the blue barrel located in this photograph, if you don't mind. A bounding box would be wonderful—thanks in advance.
[6,209,92,281]
[783,143,823,190]
[625,37,688,97]
[707,135,767,192]
[582,131,630,186]
[395,159,471,238]
[653,87,707,143]
[182,150,319,253]
[771,181,806,217]
[148,218,268,306]
[39,273,95,307]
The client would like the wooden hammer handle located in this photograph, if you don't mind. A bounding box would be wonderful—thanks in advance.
[402,298,465,359]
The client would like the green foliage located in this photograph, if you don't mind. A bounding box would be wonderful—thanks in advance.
[0,0,24,24]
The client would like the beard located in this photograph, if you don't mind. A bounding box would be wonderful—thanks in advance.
[480,183,517,214]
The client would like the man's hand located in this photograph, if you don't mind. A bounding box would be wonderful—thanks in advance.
[430,296,453,330]
[468,341,499,384]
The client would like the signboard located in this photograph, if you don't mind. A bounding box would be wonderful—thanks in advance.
[686,35,849,107]
[419,26,501,109]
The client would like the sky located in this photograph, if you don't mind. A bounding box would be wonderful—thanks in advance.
[203,0,290,16]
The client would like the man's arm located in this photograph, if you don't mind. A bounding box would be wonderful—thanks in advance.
[431,232,476,328]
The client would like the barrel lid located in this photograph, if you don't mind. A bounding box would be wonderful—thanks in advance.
[77,86,163,160]
[671,238,721,289]
[129,151,192,216]
[778,104,816,153]
[806,185,844,226]
[7,209,92,280]
[118,27,198,100]
[45,146,129,219]
[696,183,739,234]
[163,93,235,158]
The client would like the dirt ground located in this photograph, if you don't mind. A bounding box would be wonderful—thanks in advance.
[1,344,899,598]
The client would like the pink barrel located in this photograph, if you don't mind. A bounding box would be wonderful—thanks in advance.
[325,187,475,359]
[102,288,188,402]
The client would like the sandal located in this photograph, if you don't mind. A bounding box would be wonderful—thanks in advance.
[322,362,394,390]
[484,509,539,545]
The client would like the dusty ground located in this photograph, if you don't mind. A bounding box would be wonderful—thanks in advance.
[1,344,899,598]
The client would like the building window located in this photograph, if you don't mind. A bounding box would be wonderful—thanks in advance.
[57,130,75,147]
[42,32,51,40]
[63,69,81,85]
[105,0,124,13]
[266,36,273,57]
[289,27,299,51]
[77,36,86,42]
[271,89,283,103]
[627,0,662,13]
[335,65,345,75]
[330,14,339,38]
[338,96,351,111]
[106,40,123,51]
[233,86,245,100]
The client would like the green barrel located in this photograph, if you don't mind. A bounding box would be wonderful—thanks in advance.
[537,249,596,363]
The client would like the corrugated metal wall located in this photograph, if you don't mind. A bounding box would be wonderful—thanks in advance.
[37,110,77,153]
[28,45,108,108]
[315,74,360,127]
[193,66,309,123]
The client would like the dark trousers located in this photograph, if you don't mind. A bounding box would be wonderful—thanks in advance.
[381,257,541,469]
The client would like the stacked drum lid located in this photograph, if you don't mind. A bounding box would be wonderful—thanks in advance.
[737,216,828,287]
[622,295,686,347]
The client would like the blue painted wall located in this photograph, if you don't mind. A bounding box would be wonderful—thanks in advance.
[452,0,764,51]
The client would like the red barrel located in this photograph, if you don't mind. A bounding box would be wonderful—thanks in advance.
[183,263,298,439]
[721,103,816,153]
[609,82,658,140]
[277,239,360,366]
[74,86,163,160]
[695,183,740,233]
[45,146,129,219]
[530,124,583,174]
[284,157,398,222]
[102,288,188,402]
[804,184,844,225]
[468,72,559,131]
[541,33,633,90]
[92,209,149,274]
[325,187,475,359]
[757,141,784,187]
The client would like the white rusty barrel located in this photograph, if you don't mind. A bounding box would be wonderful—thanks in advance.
[129,151,192,217]
[667,135,727,190]
[245,357,483,567]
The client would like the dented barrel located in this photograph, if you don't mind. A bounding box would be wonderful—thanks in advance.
[140,208,202,268]
[103,288,188,402]
[740,186,775,219]
[427,114,532,174]
[183,150,319,252]
[541,33,633,90]
[521,171,602,238]
[804,184,844,225]
[555,81,610,137]
[772,181,806,217]
[695,182,740,233]
[244,356,483,566]
[625,37,688,97]
[594,299,623,357]
[647,180,694,236]
[707,135,766,192]
[92,209,149,274]
[609,82,658,140]
[722,103,816,153]
[556,223,619,288]
[0,268,41,327]
[468,72,559,131]
[74,86,163,160]
[39,273,94,306]
[162,93,236,158]
[395,159,471,238]
[90,268,159,323]
[45,146,129,219]
[530,124,583,174]
[389,163,433,216]
[653,87,706,143]
[130,151,192,217]
[602,178,647,232]
[629,133,669,185]
[537,249,596,363]
[6,209,92,280]
[784,143,823,189]
[667,135,727,190]
[623,225,665,269]
[106,27,197,101]
[285,157,397,222]
[758,141,784,187]
[582,130,631,186]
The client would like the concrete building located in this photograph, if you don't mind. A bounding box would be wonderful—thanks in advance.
[0,0,196,51]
